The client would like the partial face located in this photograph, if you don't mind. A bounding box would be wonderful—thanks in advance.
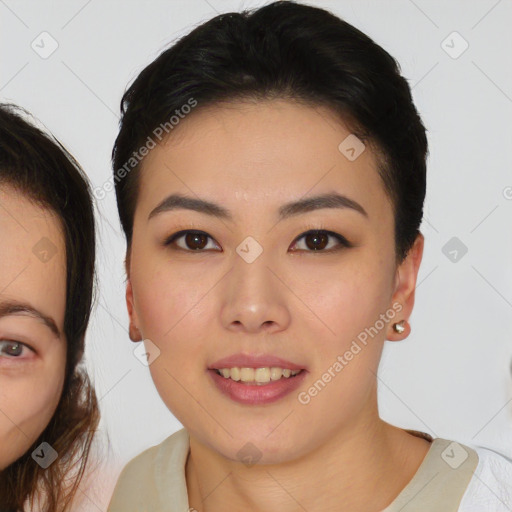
[127,99,418,463]
[0,186,67,470]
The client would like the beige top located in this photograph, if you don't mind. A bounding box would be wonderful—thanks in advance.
[107,428,479,512]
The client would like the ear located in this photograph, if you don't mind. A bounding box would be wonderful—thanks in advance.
[387,233,424,341]
[126,278,143,342]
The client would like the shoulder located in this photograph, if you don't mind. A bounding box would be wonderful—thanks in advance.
[107,428,190,511]
[459,444,512,512]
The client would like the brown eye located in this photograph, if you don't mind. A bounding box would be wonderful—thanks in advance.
[183,232,208,250]
[304,232,329,250]
[291,230,351,253]
[164,230,220,251]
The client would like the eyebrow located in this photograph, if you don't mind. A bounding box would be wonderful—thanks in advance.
[0,300,61,338]
[148,192,368,222]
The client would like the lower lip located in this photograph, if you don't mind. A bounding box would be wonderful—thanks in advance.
[207,369,308,405]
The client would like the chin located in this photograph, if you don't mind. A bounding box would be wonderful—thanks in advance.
[205,429,303,466]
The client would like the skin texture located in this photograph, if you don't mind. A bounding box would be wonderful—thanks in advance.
[0,186,67,471]
[125,99,429,511]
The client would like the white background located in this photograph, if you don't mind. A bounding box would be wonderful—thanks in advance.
[1,0,511,509]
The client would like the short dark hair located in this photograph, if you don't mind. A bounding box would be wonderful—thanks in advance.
[0,103,99,511]
[113,0,428,263]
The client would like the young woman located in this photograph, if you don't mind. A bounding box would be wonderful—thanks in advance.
[107,1,512,511]
[0,104,99,511]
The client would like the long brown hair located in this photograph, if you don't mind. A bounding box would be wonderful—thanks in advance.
[0,103,100,511]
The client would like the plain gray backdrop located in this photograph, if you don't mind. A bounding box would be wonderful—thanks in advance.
[1,0,511,509]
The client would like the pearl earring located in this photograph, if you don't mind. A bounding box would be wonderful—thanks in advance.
[393,320,406,334]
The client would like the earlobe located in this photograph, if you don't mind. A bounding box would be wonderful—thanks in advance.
[387,233,424,342]
[126,279,142,342]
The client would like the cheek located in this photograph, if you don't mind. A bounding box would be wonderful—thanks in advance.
[131,261,218,420]
[133,265,209,387]
[298,253,394,344]
[292,255,395,411]
[0,368,64,469]
[132,259,212,341]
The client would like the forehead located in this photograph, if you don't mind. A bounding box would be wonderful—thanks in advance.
[0,186,66,329]
[136,99,391,221]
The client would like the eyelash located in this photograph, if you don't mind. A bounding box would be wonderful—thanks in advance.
[0,340,34,360]
[163,225,352,254]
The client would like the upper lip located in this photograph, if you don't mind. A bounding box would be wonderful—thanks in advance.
[208,353,306,371]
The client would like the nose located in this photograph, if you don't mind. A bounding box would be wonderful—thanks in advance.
[220,249,291,334]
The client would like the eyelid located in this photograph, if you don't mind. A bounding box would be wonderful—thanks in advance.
[295,221,352,244]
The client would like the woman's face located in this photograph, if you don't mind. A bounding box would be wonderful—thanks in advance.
[0,186,67,470]
[127,99,423,463]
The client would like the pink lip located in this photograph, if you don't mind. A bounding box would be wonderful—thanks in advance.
[208,353,306,371]
[207,368,308,405]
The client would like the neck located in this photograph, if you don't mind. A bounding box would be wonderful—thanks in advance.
[185,399,431,512]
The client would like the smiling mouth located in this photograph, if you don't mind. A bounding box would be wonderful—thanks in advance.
[213,367,304,385]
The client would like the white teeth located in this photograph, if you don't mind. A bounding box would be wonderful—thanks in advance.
[215,367,301,384]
